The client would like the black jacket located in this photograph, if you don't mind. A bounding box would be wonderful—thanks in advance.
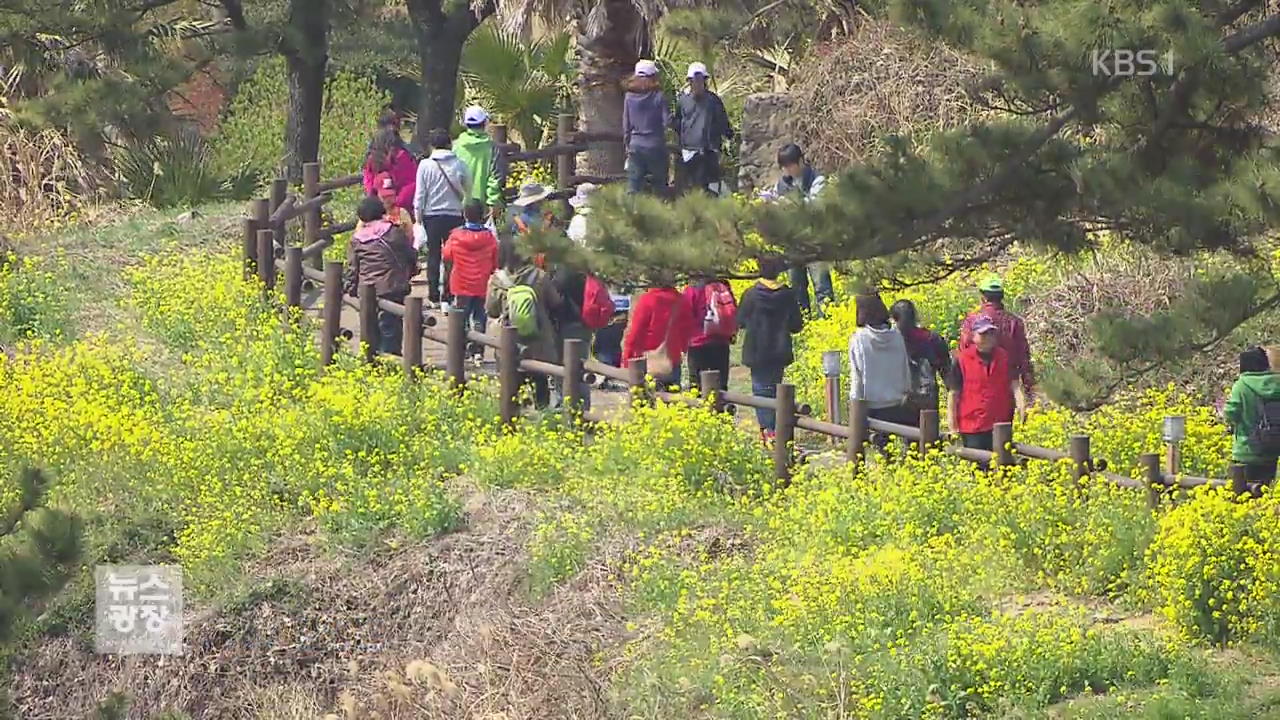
[738,282,804,369]
[672,91,734,152]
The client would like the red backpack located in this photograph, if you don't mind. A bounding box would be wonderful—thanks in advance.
[702,281,738,340]
[580,274,615,330]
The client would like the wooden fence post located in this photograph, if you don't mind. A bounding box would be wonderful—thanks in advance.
[992,422,1015,467]
[248,199,270,279]
[918,409,939,457]
[847,398,868,465]
[1141,453,1163,510]
[403,296,423,378]
[445,307,466,390]
[321,261,342,365]
[628,357,650,406]
[499,324,520,426]
[556,113,575,192]
[699,370,723,412]
[1069,434,1091,482]
[303,161,322,270]
[1230,463,1249,498]
[243,218,260,280]
[284,247,302,311]
[563,338,585,425]
[774,383,797,481]
[270,177,288,243]
[256,229,275,294]
[358,283,378,364]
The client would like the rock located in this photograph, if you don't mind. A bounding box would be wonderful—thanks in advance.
[736,93,798,197]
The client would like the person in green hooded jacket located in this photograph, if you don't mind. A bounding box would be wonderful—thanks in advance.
[454,106,504,214]
[1224,346,1280,489]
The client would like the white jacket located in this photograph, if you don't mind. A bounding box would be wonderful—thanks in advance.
[567,208,590,245]
[414,150,472,218]
[848,325,910,409]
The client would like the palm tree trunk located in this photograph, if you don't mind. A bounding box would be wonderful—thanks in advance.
[282,0,330,184]
[407,0,494,149]
[576,0,647,176]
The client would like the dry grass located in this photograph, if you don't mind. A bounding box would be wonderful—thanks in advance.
[0,123,98,234]
[787,16,988,169]
[11,480,630,720]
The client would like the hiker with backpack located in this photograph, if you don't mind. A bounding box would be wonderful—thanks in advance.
[947,316,1025,452]
[891,299,951,424]
[486,239,562,408]
[346,197,418,356]
[683,274,737,391]
[623,272,695,390]
[738,255,805,444]
[848,294,913,435]
[548,261,616,412]
[414,128,472,309]
[454,105,504,216]
[1224,346,1280,491]
[443,201,499,364]
[959,275,1036,403]
[363,128,417,219]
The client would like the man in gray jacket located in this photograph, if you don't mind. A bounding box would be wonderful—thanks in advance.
[414,128,472,307]
[671,62,734,195]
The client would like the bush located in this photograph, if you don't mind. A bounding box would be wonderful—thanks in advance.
[0,253,71,345]
[115,128,258,208]
[1146,487,1280,645]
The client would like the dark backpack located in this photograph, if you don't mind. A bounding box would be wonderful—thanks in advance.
[1248,385,1280,455]
[907,355,937,407]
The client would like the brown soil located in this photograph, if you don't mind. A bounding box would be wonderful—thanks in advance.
[11,482,629,720]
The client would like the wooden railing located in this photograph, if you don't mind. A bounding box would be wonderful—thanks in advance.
[240,166,1251,503]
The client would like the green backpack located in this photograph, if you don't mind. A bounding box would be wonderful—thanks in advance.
[505,283,540,339]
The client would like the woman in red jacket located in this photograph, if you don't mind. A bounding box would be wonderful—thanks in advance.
[363,128,417,217]
[623,274,695,390]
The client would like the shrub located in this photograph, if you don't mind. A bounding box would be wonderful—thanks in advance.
[0,253,71,345]
[1145,487,1280,645]
[114,128,258,208]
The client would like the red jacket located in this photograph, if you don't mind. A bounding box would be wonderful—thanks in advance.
[623,287,694,369]
[959,302,1034,394]
[954,344,1014,434]
[442,225,498,298]
[363,147,417,214]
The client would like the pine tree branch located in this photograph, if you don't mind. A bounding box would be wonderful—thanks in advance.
[1218,0,1262,27]
[1223,12,1280,52]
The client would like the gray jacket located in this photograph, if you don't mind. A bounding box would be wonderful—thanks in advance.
[848,325,911,409]
[672,91,734,152]
[414,150,472,218]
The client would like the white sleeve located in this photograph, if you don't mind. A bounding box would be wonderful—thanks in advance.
[808,174,827,201]
[413,159,429,219]
[848,331,863,400]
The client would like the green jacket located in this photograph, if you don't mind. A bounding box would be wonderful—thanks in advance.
[453,129,503,207]
[1224,371,1280,462]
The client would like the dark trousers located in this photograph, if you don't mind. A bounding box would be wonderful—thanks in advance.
[377,290,407,356]
[687,342,731,391]
[750,365,786,432]
[422,214,463,303]
[868,404,916,449]
[962,431,994,452]
[790,263,835,315]
[627,147,669,194]
[454,294,486,355]
[1244,460,1277,496]
[677,150,722,195]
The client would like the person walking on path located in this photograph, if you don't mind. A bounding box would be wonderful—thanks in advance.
[486,241,563,408]
[347,197,417,356]
[549,262,594,412]
[947,316,1024,452]
[443,200,499,363]
[682,274,736,391]
[848,293,913,433]
[738,255,804,444]
[959,274,1036,401]
[623,59,672,195]
[623,273,694,390]
[454,105,504,215]
[770,144,834,316]
[892,299,951,424]
[672,62,734,196]
[1224,346,1280,492]
[414,128,472,308]
[362,128,417,218]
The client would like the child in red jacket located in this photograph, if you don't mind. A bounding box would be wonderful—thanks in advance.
[623,274,695,390]
[443,200,499,362]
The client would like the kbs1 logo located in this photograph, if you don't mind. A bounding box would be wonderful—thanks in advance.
[1091,49,1175,77]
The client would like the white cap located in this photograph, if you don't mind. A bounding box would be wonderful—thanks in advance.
[569,182,599,208]
[463,105,489,126]
[634,59,659,77]
[686,62,709,79]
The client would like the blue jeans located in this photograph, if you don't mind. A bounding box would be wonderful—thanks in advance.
[750,365,785,432]
[454,294,486,353]
[378,290,407,356]
[790,262,834,315]
[627,146,669,194]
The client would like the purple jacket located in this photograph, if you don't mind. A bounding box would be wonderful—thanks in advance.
[623,90,671,151]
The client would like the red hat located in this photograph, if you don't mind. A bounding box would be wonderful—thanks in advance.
[375,172,396,199]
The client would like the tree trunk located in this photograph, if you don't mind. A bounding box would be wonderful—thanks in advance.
[406,0,493,149]
[282,0,330,184]
[576,0,647,176]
